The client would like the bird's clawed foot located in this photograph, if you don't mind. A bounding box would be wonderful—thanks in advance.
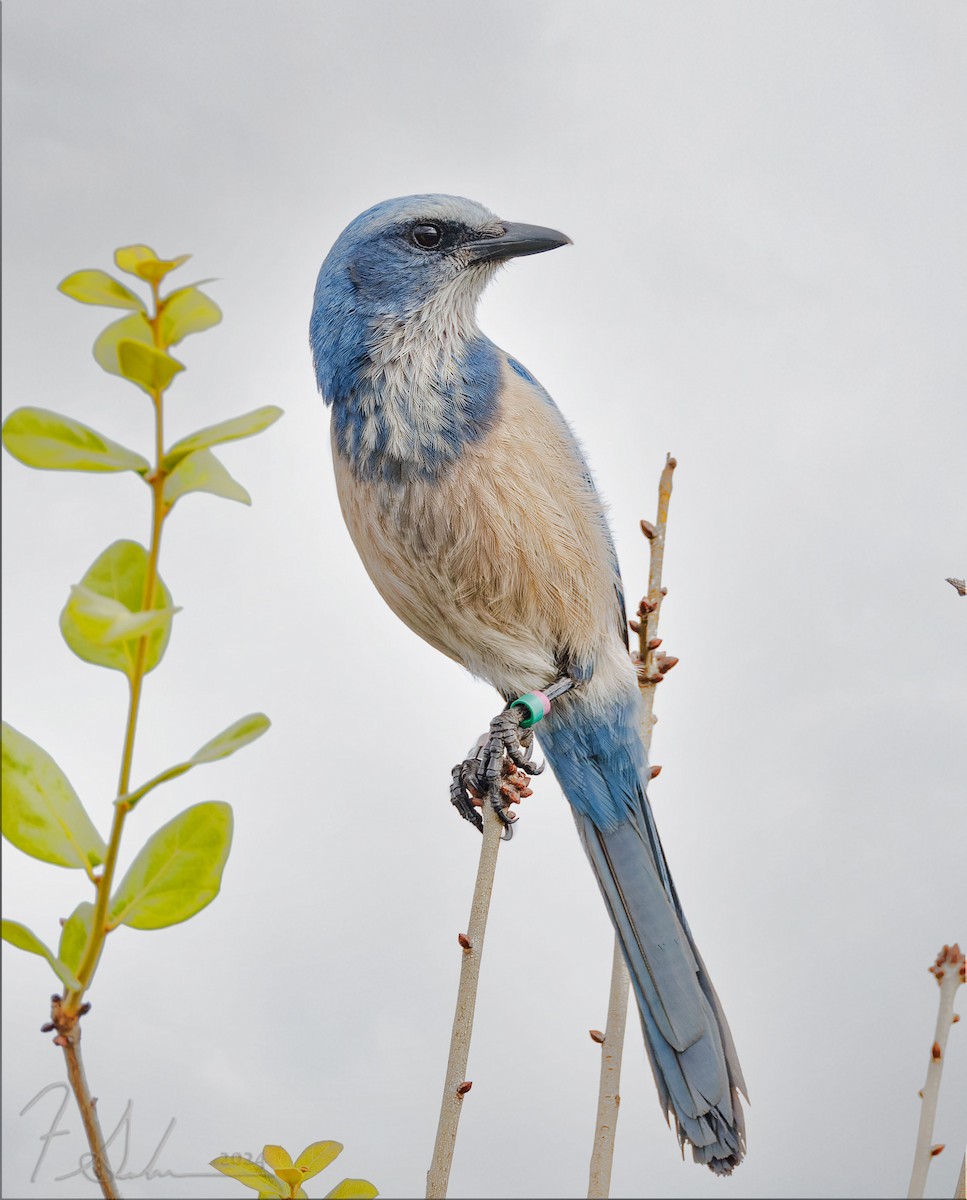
[450,707,542,838]
[449,677,575,838]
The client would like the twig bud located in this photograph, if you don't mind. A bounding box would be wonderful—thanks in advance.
[628,619,641,634]
[638,598,658,615]
[589,1029,606,1044]
[640,519,657,540]
[456,1081,472,1096]
[932,1041,942,1060]
[649,765,662,779]
[930,1144,945,1157]
[40,1022,55,1033]
[457,933,472,952]
[657,655,679,674]
[953,1014,960,1023]
[647,638,662,650]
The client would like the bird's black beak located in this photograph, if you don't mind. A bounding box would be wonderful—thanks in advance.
[465,221,572,264]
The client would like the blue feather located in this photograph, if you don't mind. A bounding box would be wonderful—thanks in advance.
[540,689,747,1171]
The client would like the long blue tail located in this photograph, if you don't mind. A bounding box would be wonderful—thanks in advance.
[538,689,747,1174]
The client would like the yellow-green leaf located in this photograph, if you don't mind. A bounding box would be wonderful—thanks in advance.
[1,723,106,870]
[120,713,270,810]
[325,1180,378,1200]
[1,407,149,474]
[58,902,95,975]
[117,339,184,395]
[93,312,155,378]
[164,406,283,471]
[192,713,271,765]
[59,540,176,679]
[59,269,146,311]
[1,919,82,991]
[160,286,222,346]
[262,1145,293,1172]
[294,1142,343,1182]
[108,801,233,931]
[115,244,191,283]
[275,1167,302,1188]
[209,1157,286,1196]
[162,448,251,508]
[64,585,180,646]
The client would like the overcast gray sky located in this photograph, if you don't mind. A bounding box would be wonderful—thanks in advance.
[3,3,965,1198]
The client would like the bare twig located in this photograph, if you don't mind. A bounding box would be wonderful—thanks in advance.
[637,455,677,735]
[586,938,631,1196]
[426,798,504,1198]
[907,944,965,1199]
[50,999,120,1199]
[587,454,676,1198]
[954,1149,966,1200]
[945,577,966,597]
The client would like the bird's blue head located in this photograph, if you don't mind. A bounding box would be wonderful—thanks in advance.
[310,194,570,406]
[310,194,570,482]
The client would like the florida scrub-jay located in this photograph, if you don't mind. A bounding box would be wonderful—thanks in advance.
[310,195,746,1173]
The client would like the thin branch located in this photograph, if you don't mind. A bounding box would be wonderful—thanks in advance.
[586,939,631,1198]
[587,453,676,1199]
[426,798,504,1198]
[51,999,120,1200]
[637,454,677,733]
[907,943,965,1199]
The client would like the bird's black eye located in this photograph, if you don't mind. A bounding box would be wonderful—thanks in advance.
[411,223,443,249]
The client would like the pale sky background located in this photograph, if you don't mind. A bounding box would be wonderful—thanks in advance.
[2,3,965,1198]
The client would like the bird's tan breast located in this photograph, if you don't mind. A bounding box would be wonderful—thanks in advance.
[332,359,622,692]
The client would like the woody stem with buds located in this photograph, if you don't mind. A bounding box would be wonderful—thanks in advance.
[587,453,677,1200]
[907,944,965,1199]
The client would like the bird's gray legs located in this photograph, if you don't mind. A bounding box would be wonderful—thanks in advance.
[450,675,575,836]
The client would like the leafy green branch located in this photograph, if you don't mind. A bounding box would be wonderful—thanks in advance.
[212,1140,378,1200]
[1,244,281,1200]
